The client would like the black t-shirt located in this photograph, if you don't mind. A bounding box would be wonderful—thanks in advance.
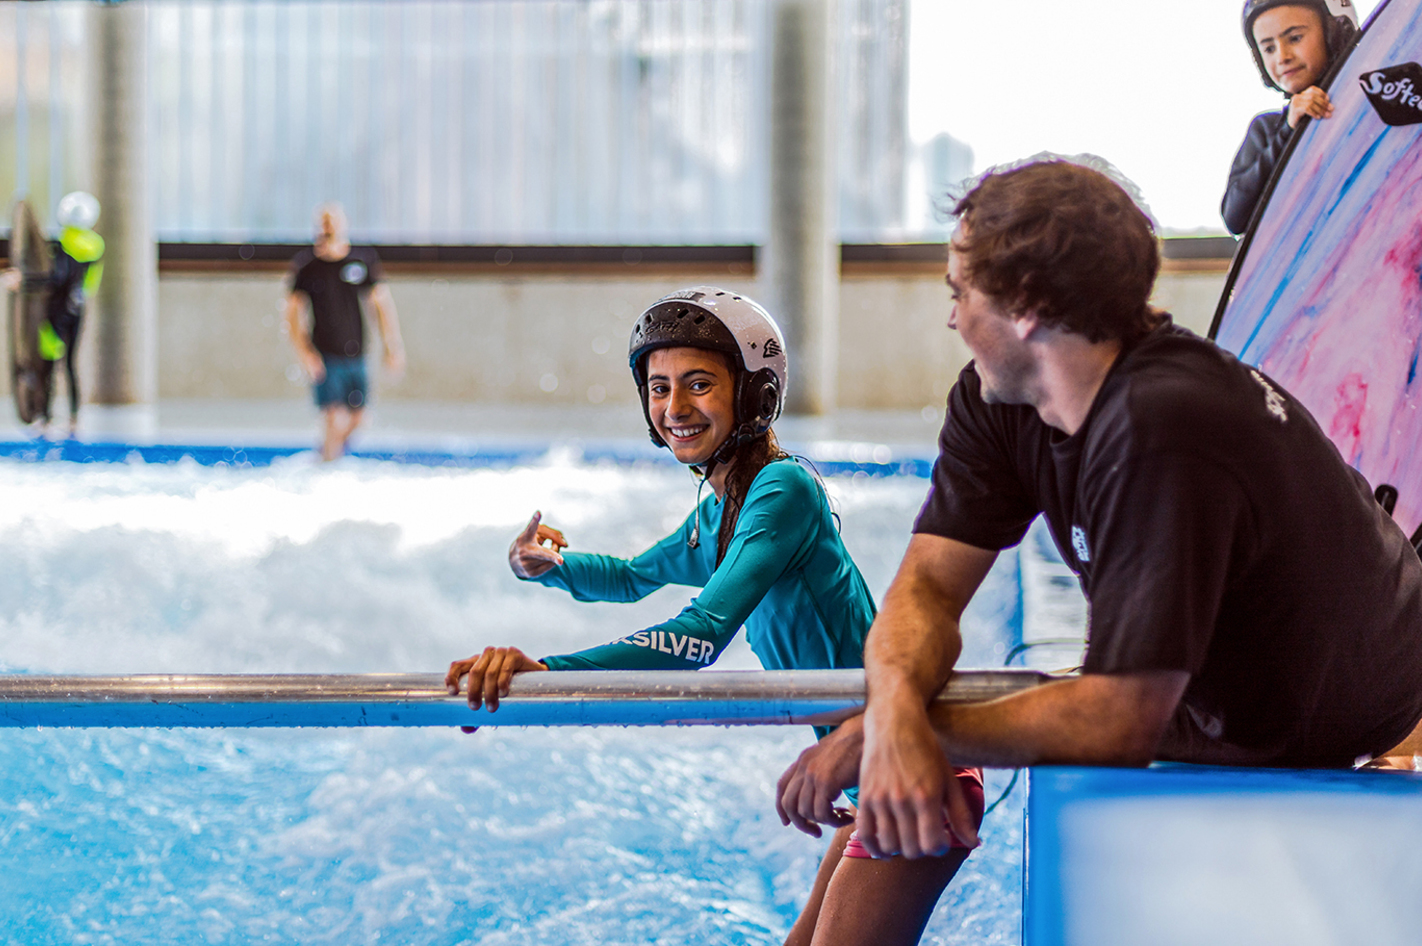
[287,247,383,358]
[915,320,1422,767]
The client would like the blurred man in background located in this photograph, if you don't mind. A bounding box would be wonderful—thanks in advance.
[285,203,405,461]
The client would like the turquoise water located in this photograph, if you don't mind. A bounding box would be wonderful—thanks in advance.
[0,454,1032,944]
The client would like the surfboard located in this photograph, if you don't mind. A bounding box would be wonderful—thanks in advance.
[7,199,51,425]
[1210,0,1422,538]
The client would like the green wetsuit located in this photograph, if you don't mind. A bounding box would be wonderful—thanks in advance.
[537,459,875,676]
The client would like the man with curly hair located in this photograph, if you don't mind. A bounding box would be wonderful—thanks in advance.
[776,157,1422,861]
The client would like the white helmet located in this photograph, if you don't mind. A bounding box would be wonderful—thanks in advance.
[1242,0,1360,91]
[628,287,788,456]
[56,191,100,230]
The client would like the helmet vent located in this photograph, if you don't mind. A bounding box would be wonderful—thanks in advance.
[693,314,706,324]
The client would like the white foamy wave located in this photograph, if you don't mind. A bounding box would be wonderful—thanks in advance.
[0,457,977,675]
[0,455,1026,945]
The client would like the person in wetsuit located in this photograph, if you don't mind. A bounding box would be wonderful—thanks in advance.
[43,193,105,434]
[1221,0,1359,235]
[446,288,984,946]
[0,191,104,436]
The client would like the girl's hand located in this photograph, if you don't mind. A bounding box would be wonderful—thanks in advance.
[445,645,548,711]
[776,714,864,837]
[1288,86,1333,127]
[509,511,568,579]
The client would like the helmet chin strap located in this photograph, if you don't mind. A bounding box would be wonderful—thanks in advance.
[687,456,715,550]
[686,424,759,549]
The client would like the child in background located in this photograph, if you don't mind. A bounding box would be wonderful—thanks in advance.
[1222,0,1359,235]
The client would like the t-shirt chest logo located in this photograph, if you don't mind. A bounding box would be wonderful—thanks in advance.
[1249,370,1288,423]
[340,261,368,285]
[1071,525,1091,563]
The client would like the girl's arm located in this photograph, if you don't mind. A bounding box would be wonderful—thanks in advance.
[510,507,695,601]
[449,511,705,702]
[543,464,819,670]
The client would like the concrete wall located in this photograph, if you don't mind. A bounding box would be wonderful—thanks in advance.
[145,263,1227,412]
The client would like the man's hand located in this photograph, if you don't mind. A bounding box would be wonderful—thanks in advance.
[0,268,21,293]
[856,696,979,859]
[509,512,568,579]
[383,346,406,381]
[445,645,548,710]
[1288,86,1333,127]
[299,348,326,383]
[775,714,864,837]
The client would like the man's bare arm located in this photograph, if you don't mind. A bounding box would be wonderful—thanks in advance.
[284,291,325,382]
[777,668,1189,840]
[368,283,405,376]
[855,534,997,859]
[865,535,996,708]
[927,670,1190,768]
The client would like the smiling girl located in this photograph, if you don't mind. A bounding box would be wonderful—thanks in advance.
[1222,0,1360,234]
[446,287,984,946]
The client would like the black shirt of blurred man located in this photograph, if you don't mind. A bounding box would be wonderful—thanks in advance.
[286,246,384,359]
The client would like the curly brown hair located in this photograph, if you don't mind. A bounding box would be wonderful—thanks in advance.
[951,159,1162,344]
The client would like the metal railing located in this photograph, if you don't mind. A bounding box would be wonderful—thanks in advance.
[0,668,1055,728]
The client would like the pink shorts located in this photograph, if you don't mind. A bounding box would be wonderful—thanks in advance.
[841,767,985,859]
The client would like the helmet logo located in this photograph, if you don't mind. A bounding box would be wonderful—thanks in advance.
[1361,64,1422,126]
[664,289,706,303]
[762,337,782,359]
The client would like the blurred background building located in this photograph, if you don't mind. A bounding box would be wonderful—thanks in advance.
[0,0,1225,421]
[3,0,927,244]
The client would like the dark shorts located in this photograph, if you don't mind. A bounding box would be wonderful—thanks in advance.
[314,356,367,409]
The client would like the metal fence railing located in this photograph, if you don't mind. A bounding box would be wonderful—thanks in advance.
[0,668,1054,728]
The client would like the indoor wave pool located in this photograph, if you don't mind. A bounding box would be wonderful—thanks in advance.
[0,447,1075,945]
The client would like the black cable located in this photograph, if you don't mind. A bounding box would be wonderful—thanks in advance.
[1003,638,1085,666]
[981,767,1020,818]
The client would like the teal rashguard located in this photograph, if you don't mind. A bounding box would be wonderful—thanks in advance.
[536,459,875,676]
[535,460,874,806]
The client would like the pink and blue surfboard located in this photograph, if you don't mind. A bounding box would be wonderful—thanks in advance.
[1211,0,1422,537]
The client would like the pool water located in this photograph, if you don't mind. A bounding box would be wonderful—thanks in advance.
[0,452,1052,945]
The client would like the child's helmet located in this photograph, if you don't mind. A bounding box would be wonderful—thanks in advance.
[56,191,100,230]
[628,287,788,459]
[1242,0,1360,92]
